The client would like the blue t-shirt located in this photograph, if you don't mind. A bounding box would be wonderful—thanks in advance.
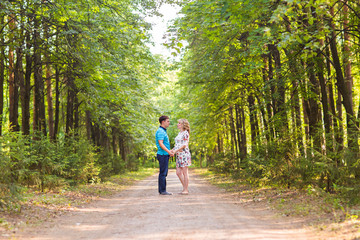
[155,126,170,155]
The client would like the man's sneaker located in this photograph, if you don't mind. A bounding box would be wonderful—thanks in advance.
[160,192,173,195]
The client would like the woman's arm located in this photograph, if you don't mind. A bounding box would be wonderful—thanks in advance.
[173,131,189,154]
[174,144,186,154]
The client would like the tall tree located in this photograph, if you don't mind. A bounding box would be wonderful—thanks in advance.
[21,20,32,136]
[8,14,19,131]
[0,14,5,136]
[33,10,47,135]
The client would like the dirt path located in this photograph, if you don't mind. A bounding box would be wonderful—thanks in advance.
[15,169,313,240]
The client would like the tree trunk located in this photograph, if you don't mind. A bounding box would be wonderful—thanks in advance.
[268,44,287,133]
[229,107,236,156]
[256,95,269,142]
[325,40,337,153]
[283,47,303,155]
[112,127,117,155]
[54,67,60,139]
[92,123,99,146]
[14,48,24,133]
[235,105,242,160]
[53,27,60,139]
[302,97,310,155]
[74,94,79,135]
[343,0,353,109]
[248,94,258,150]
[41,0,54,139]
[9,15,19,131]
[239,106,247,158]
[341,1,358,156]
[0,16,5,135]
[100,129,109,150]
[267,47,276,122]
[21,27,32,135]
[216,132,221,154]
[307,61,321,151]
[65,80,75,135]
[86,110,92,141]
[224,118,229,151]
[329,6,358,152]
[33,14,47,135]
[316,48,330,154]
[262,56,273,142]
[336,90,344,157]
[119,132,126,161]
[291,74,303,155]
[45,52,54,139]
[329,34,351,113]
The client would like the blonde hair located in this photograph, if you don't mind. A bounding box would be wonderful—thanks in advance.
[178,119,190,134]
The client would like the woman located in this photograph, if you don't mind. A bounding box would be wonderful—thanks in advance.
[172,119,191,195]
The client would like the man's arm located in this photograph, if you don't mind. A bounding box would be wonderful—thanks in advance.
[158,140,173,156]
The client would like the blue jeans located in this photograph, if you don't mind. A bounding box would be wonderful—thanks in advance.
[157,154,169,193]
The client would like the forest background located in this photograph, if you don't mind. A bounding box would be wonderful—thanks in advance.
[0,0,360,212]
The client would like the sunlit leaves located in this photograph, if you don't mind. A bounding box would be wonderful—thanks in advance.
[40,0,166,148]
[168,0,352,154]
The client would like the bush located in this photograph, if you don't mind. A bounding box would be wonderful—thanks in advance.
[0,131,30,209]
[127,153,140,171]
[61,136,100,184]
[112,155,125,174]
[210,152,238,174]
[0,129,151,208]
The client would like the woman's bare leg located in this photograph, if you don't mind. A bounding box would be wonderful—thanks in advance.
[176,166,185,190]
[182,167,189,194]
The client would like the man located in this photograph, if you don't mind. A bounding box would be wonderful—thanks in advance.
[155,115,173,195]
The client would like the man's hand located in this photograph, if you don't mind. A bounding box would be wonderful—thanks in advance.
[169,150,175,157]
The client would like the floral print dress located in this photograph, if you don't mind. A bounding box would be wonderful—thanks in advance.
[173,130,191,168]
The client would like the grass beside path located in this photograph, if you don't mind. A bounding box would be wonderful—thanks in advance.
[0,167,157,238]
[194,168,360,239]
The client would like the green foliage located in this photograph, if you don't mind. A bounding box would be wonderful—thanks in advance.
[167,0,360,205]
[0,131,29,210]
[0,0,184,213]
[111,155,126,175]
[210,152,238,174]
[0,130,125,208]
[61,137,100,184]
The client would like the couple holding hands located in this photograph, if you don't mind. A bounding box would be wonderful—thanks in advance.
[155,115,191,195]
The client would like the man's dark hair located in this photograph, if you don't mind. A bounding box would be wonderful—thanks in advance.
[159,115,169,124]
